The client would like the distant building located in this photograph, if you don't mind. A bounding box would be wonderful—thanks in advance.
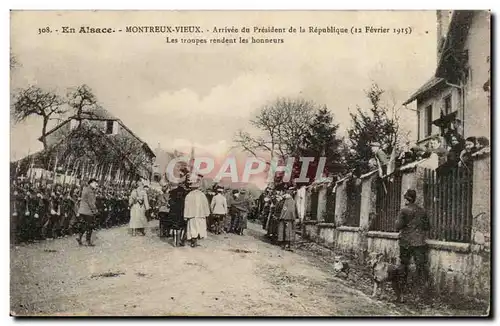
[404,10,490,148]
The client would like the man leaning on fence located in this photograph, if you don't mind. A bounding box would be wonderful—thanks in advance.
[396,189,430,297]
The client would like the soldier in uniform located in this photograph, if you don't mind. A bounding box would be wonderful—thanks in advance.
[229,190,250,235]
[11,180,25,244]
[46,184,63,239]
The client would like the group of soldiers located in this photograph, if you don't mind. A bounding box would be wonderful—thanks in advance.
[256,185,297,250]
[10,177,134,244]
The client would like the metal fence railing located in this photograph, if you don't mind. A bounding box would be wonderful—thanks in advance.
[423,166,473,243]
[372,171,403,232]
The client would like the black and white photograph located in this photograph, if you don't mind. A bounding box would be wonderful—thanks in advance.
[8,9,491,317]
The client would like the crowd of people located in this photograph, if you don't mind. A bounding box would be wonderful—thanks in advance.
[156,181,256,248]
[255,186,298,251]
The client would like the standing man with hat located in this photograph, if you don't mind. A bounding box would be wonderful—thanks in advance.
[396,189,431,297]
[77,178,99,246]
[210,187,228,235]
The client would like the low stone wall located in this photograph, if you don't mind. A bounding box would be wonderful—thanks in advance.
[301,153,490,302]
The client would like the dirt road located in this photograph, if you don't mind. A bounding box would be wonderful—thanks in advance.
[10,221,484,316]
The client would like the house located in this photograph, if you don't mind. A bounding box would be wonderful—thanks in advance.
[403,10,490,148]
[40,107,156,181]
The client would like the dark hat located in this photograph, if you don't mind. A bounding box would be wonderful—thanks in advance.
[88,178,98,185]
[404,189,416,202]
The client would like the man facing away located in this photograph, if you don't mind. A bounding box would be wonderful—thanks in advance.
[210,187,227,235]
[183,180,210,247]
[396,189,430,297]
[229,190,250,235]
[77,178,99,247]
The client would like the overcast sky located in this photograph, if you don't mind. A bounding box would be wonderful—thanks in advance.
[10,10,437,161]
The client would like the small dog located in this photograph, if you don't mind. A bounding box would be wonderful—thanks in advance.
[368,252,405,303]
[333,256,350,278]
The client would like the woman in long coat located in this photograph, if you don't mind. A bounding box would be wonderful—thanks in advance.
[129,181,150,236]
[277,188,297,250]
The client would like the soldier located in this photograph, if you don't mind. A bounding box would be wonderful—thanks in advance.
[60,187,73,236]
[46,184,63,239]
[229,189,250,236]
[11,180,25,244]
[77,178,99,246]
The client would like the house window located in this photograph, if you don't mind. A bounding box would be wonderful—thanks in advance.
[444,95,452,114]
[106,120,114,134]
[425,105,433,137]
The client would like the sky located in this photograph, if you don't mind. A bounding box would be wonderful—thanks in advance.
[10,10,437,165]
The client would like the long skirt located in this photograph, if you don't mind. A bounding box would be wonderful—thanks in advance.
[185,217,207,240]
[277,220,295,243]
[129,203,148,229]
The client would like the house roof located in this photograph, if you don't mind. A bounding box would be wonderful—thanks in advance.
[402,77,446,105]
[41,107,155,159]
[72,107,119,121]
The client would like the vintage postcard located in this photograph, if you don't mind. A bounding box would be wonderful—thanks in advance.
[9,10,491,317]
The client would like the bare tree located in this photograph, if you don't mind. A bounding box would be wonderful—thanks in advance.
[11,86,66,149]
[234,97,315,164]
[67,84,100,124]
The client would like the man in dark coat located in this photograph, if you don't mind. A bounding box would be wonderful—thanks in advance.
[167,182,187,247]
[77,178,99,246]
[396,189,430,295]
[229,190,250,235]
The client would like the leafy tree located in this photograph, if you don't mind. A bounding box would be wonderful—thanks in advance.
[11,86,66,149]
[346,83,399,176]
[297,106,346,185]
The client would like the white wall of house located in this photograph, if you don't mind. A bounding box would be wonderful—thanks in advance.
[416,86,460,144]
[463,11,490,139]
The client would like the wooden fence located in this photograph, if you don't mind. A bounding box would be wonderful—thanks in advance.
[423,167,473,243]
[372,171,403,232]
